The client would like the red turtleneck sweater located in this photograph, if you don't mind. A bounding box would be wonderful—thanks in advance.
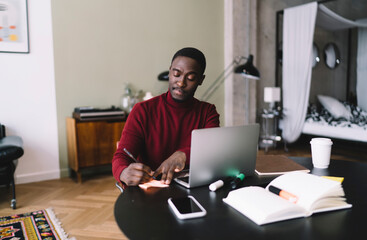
[112,91,220,182]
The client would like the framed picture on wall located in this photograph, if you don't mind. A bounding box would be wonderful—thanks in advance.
[0,0,29,53]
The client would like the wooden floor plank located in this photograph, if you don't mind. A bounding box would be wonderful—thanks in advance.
[75,194,117,202]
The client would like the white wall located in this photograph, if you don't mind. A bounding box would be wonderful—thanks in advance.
[52,0,224,176]
[0,0,224,183]
[0,1,59,183]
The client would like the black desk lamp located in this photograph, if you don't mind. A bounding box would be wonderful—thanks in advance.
[234,55,260,80]
[201,55,260,101]
[158,71,169,81]
[200,55,260,124]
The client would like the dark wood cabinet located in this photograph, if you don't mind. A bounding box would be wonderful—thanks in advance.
[66,117,125,182]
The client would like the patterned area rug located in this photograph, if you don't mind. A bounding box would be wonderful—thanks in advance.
[0,208,74,240]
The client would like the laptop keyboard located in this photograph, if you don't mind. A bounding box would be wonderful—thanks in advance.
[177,176,189,183]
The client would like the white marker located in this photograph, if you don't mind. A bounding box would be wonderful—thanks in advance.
[209,180,224,191]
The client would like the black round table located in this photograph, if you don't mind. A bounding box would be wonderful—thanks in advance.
[114,157,367,240]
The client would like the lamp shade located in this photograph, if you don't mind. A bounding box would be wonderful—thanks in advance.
[234,55,260,80]
[158,71,169,81]
[264,87,281,103]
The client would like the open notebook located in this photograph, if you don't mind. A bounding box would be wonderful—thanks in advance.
[223,172,352,225]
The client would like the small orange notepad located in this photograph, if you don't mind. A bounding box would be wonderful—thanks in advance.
[255,155,310,176]
[138,180,169,190]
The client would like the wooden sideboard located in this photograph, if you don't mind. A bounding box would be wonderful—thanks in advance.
[66,117,125,182]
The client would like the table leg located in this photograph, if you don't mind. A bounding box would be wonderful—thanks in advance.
[77,172,82,183]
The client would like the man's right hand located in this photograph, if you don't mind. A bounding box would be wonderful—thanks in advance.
[120,163,154,186]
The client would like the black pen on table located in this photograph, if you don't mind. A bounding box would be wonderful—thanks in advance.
[123,148,156,179]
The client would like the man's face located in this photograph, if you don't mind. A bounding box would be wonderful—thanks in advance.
[169,56,205,102]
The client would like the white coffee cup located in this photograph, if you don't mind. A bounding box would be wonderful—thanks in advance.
[310,138,333,169]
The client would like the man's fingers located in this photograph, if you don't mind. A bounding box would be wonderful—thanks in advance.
[164,169,175,184]
[159,165,176,184]
[141,174,153,183]
[132,163,152,173]
[174,163,185,172]
[124,175,142,186]
[153,166,162,178]
[131,163,154,178]
[160,172,167,183]
[126,163,154,184]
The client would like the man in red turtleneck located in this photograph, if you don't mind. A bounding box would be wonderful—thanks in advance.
[112,47,220,186]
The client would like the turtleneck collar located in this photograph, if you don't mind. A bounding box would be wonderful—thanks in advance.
[164,90,196,108]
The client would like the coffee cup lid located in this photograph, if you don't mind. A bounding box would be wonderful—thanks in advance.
[310,138,333,145]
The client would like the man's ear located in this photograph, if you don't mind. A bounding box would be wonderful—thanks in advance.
[199,75,205,85]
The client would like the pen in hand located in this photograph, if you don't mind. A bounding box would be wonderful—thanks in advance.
[123,148,138,163]
[123,148,155,179]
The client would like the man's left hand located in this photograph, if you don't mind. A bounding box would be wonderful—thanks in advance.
[153,151,186,184]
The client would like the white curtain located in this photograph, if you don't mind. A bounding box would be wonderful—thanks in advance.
[282,2,317,143]
[357,19,367,112]
[316,5,367,31]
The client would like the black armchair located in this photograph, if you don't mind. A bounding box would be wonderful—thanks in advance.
[0,123,24,209]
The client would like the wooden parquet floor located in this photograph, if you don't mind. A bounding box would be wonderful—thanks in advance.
[0,173,128,240]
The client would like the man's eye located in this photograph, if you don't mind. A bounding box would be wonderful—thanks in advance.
[173,71,180,77]
[187,74,196,81]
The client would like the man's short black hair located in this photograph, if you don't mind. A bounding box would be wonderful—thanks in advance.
[171,47,206,74]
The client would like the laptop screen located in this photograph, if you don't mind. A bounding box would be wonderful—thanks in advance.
[175,124,259,188]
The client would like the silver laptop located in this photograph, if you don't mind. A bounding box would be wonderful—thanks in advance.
[174,124,260,188]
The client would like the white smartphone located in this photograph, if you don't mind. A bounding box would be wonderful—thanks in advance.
[168,195,207,220]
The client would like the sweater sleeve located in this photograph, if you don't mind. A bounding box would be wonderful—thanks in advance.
[112,103,145,182]
[205,104,220,128]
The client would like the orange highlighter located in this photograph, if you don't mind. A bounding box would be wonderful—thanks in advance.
[269,185,298,203]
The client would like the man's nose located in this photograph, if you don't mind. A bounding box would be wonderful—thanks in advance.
[177,77,186,87]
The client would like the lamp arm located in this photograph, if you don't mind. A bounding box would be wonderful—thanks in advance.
[201,66,234,102]
[201,56,247,102]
